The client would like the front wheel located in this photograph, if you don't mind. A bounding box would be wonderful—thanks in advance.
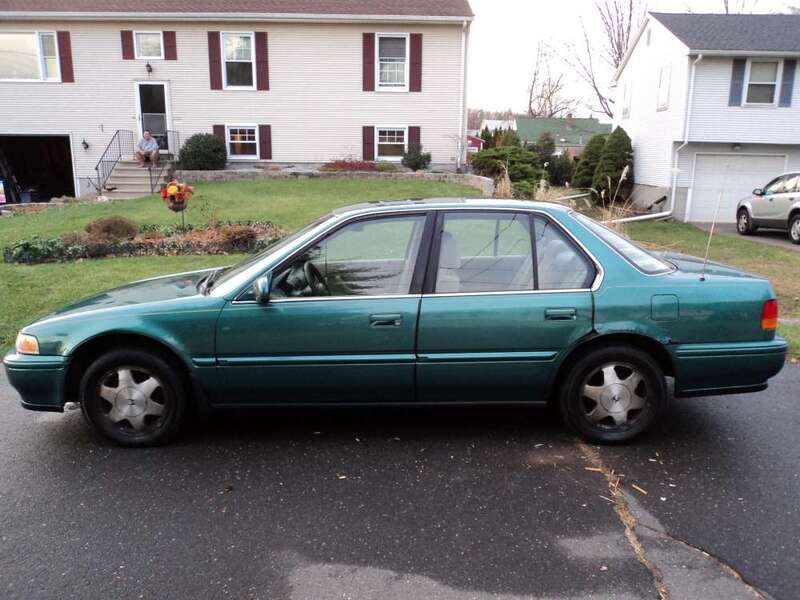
[79,349,187,447]
[737,209,757,235]
[789,214,800,245]
[558,346,667,444]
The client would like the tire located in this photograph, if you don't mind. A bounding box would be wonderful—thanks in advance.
[789,214,800,245]
[79,349,187,447]
[558,345,667,444]
[737,209,757,235]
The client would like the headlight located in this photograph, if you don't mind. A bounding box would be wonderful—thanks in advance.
[15,333,39,355]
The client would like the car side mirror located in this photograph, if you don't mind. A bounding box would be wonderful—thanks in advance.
[753,188,764,196]
[252,273,272,304]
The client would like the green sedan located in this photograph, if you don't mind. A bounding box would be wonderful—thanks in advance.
[4,199,787,446]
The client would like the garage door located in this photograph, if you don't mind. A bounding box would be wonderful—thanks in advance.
[689,154,786,223]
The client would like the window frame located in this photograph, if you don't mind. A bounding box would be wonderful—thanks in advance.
[225,124,259,160]
[375,126,408,161]
[656,64,671,111]
[220,31,256,90]
[743,58,783,107]
[134,30,164,60]
[0,30,60,83]
[375,32,410,92]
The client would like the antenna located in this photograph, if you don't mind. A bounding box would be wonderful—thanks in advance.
[700,165,730,282]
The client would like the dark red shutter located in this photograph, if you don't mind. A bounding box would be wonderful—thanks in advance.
[363,126,375,161]
[208,31,222,90]
[213,125,226,148]
[57,31,74,82]
[164,31,177,60]
[255,32,269,90]
[259,125,272,159]
[120,30,134,60]
[408,126,421,147]
[362,33,375,91]
[410,34,422,92]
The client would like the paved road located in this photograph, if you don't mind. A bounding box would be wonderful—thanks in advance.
[1,366,798,600]
[696,222,799,251]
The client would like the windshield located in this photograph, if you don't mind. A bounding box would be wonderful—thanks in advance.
[210,214,336,290]
[574,213,673,275]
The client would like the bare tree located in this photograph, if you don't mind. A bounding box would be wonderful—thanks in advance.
[560,0,643,118]
[526,43,577,118]
[722,0,761,13]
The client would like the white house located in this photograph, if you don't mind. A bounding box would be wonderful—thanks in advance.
[613,12,800,223]
[0,0,473,200]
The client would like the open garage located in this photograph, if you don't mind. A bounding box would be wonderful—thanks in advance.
[0,135,75,203]
[687,153,787,223]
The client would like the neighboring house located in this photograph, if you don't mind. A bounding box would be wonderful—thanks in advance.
[466,134,484,154]
[480,119,516,132]
[614,12,800,223]
[516,116,611,159]
[0,0,473,200]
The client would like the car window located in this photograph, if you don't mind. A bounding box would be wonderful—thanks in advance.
[764,176,787,195]
[533,216,595,290]
[271,214,426,298]
[781,175,800,193]
[575,213,672,275]
[435,212,534,293]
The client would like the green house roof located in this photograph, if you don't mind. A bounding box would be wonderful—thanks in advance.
[516,117,611,146]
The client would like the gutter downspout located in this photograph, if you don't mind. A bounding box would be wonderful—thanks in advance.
[612,53,703,224]
[457,20,469,172]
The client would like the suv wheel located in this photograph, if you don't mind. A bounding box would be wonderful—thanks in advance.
[558,346,667,444]
[79,349,187,447]
[737,209,757,235]
[790,214,800,245]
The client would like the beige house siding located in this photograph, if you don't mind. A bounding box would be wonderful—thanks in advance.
[0,20,466,195]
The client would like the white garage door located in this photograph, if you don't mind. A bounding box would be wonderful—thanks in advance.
[689,154,786,223]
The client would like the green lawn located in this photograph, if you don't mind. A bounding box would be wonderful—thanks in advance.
[0,178,479,349]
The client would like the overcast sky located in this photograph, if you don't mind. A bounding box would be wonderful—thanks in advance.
[467,0,793,117]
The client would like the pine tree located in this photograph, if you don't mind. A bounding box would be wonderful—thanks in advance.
[480,126,494,149]
[591,127,634,204]
[572,134,607,190]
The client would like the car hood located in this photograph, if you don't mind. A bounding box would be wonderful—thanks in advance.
[42,268,217,320]
[659,252,762,280]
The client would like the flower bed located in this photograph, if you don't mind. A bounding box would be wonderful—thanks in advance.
[3,220,286,265]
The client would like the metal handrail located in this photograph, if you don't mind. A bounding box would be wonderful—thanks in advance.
[94,129,135,192]
[148,130,182,194]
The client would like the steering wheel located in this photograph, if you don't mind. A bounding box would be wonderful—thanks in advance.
[304,261,330,296]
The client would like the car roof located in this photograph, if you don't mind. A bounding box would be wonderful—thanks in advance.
[330,197,574,218]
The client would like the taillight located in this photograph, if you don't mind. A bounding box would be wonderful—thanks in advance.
[762,299,778,330]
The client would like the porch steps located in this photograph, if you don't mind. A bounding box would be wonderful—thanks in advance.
[101,160,169,199]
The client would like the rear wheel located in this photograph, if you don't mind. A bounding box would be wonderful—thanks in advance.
[789,214,800,245]
[558,346,667,444]
[79,349,187,447]
[737,209,757,235]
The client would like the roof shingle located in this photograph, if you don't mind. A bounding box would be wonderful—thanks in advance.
[651,12,800,52]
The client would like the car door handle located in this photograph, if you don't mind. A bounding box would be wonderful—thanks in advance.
[369,313,402,327]
[545,308,577,321]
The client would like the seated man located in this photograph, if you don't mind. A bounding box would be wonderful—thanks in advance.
[135,130,160,167]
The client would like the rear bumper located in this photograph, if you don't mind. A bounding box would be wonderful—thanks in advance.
[672,338,787,398]
[3,352,68,412]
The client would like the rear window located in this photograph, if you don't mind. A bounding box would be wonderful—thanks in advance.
[575,213,673,275]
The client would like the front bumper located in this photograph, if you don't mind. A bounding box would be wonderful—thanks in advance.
[3,352,69,412]
[672,338,787,398]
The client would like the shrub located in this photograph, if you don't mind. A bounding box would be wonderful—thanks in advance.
[534,132,556,165]
[512,180,536,200]
[471,146,542,183]
[572,134,606,190]
[592,126,634,204]
[320,159,377,172]
[494,128,520,148]
[85,216,138,242]
[547,153,575,187]
[401,143,432,171]
[479,126,494,149]
[376,161,400,172]
[60,231,88,246]
[178,133,227,170]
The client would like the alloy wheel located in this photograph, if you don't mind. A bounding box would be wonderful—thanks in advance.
[738,211,749,233]
[581,362,647,429]
[791,219,800,242]
[97,366,168,433]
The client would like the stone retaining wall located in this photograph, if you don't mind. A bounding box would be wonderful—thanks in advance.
[173,169,495,197]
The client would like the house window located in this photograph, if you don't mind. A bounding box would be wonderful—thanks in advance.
[134,31,163,59]
[745,59,781,105]
[376,128,406,159]
[226,125,259,158]
[377,34,408,90]
[0,32,59,81]
[656,65,671,110]
[222,32,255,88]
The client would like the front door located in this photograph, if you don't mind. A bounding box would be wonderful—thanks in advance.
[214,213,430,405]
[416,211,595,402]
[135,82,170,152]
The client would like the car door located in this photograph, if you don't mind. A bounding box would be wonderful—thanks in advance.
[214,212,431,404]
[415,210,596,403]
[756,175,789,224]
[772,174,799,225]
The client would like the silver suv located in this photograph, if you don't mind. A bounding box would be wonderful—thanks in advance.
[737,172,800,244]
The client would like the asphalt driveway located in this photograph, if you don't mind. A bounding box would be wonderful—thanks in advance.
[697,222,799,251]
[1,366,798,600]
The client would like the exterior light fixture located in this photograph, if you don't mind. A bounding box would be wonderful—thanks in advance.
[81,139,90,150]
[145,62,153,75]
